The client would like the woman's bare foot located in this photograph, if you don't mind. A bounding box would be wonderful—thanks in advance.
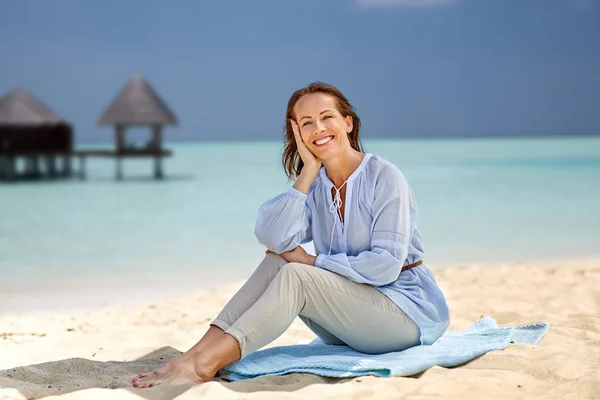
[132,325,227,388]
[132,354,216,388]
[132,333,241,388]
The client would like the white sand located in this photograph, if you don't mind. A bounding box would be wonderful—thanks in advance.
[1,259,599,399]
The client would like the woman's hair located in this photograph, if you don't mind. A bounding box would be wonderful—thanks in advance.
[282,82,364,180]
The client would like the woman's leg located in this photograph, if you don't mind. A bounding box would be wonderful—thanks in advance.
[134,262,420,387]
[210,253,288,332]
[299,316,346,346]
[194,254,291,354]
[223,262,421,357]
[183,253,289,357]
[132,254,288,387]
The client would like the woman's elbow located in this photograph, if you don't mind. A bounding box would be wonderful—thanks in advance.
[255,231,294,254]
[254,226,276,249]
[254,219,281,248]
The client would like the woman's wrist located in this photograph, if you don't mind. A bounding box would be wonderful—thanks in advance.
[293,166,320,194]
[305,254,317,266]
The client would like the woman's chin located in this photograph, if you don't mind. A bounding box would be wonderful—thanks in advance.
[313,145,338,161]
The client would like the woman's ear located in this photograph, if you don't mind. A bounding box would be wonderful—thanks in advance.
[345,115,353,133]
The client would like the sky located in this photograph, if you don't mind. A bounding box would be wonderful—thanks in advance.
[0,0,599,142]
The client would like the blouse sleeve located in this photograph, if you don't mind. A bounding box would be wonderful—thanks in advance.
[314,165,413,287]
[254,187,313,254]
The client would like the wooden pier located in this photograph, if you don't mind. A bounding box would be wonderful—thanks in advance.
[76,148,173,180]
[0,149,172,181]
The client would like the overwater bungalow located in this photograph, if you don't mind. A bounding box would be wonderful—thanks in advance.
[0,88,73,180]
[94,74,178,180]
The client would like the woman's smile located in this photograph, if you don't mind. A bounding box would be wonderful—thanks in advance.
[314,135,335,146]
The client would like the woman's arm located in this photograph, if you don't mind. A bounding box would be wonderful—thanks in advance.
[254,186,314,254]
[255,120,321,254]
[315,164,415,286]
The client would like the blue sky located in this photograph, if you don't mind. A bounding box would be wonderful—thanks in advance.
[1,0,599,142]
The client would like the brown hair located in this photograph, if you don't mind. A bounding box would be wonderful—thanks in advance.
[282,82,364,180]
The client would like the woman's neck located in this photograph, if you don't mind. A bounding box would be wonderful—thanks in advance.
[322,148,364,188]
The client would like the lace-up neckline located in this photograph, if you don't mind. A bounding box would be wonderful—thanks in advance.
[321,153,373,255]
[328,179,348,255]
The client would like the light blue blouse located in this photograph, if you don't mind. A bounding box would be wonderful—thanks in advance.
[254,153,450,345]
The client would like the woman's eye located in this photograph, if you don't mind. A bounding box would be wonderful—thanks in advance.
[302,121,312,127]
[323,115,332,120]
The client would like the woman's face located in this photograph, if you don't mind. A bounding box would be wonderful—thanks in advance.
[293,93,353,161]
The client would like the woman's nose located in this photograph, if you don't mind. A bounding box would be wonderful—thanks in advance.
[314,120,326,133]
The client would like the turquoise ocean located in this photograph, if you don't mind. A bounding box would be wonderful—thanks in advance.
[1,137,599,312]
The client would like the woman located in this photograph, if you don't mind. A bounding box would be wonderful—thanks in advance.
[132,82,450,388]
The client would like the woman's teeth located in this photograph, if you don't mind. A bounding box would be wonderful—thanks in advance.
[315,136,333,146]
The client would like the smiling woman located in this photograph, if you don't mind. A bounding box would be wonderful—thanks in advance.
[132,82,450,388]
[282,83,364,182]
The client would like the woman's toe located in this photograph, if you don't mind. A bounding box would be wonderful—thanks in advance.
[132,374,153,388]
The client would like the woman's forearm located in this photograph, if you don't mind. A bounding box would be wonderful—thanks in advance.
[293,166,320,194]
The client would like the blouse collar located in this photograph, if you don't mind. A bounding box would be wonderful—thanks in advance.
[318,153,373,189]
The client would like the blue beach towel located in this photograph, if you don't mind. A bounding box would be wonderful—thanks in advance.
[221,317,550,380]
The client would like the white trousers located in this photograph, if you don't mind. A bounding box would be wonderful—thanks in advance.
[211,254,420,358]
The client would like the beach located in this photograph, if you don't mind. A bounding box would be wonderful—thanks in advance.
[1,258,598,400]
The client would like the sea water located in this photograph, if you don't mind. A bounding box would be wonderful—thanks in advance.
[1,137,599,311]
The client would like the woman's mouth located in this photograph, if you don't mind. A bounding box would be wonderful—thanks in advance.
[314,136,334,146]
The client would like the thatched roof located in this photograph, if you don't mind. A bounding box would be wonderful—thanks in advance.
[0,89,66,126]
[98,74,177,126]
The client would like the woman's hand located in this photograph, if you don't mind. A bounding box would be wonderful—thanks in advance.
[266,246,317,266]
[290,119,321,194]
[290,119,321,173]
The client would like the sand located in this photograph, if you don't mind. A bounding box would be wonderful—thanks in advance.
[1,259,599,400]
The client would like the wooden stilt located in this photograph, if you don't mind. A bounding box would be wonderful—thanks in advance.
[42,156,50,178]
[24,157,34,176]
[33,156,41,178]
[116,156,123,180]
[0,156,6,180]
[79,155,87,180]
[154,156,163,179]
[61,156,72,177]
[50,156,58,177]
[6,156,15,180]
[152,125,164,179]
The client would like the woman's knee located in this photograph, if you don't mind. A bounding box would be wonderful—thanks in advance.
[255,253,288,276]
[273,262,315,289]
[279,262,313,278]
